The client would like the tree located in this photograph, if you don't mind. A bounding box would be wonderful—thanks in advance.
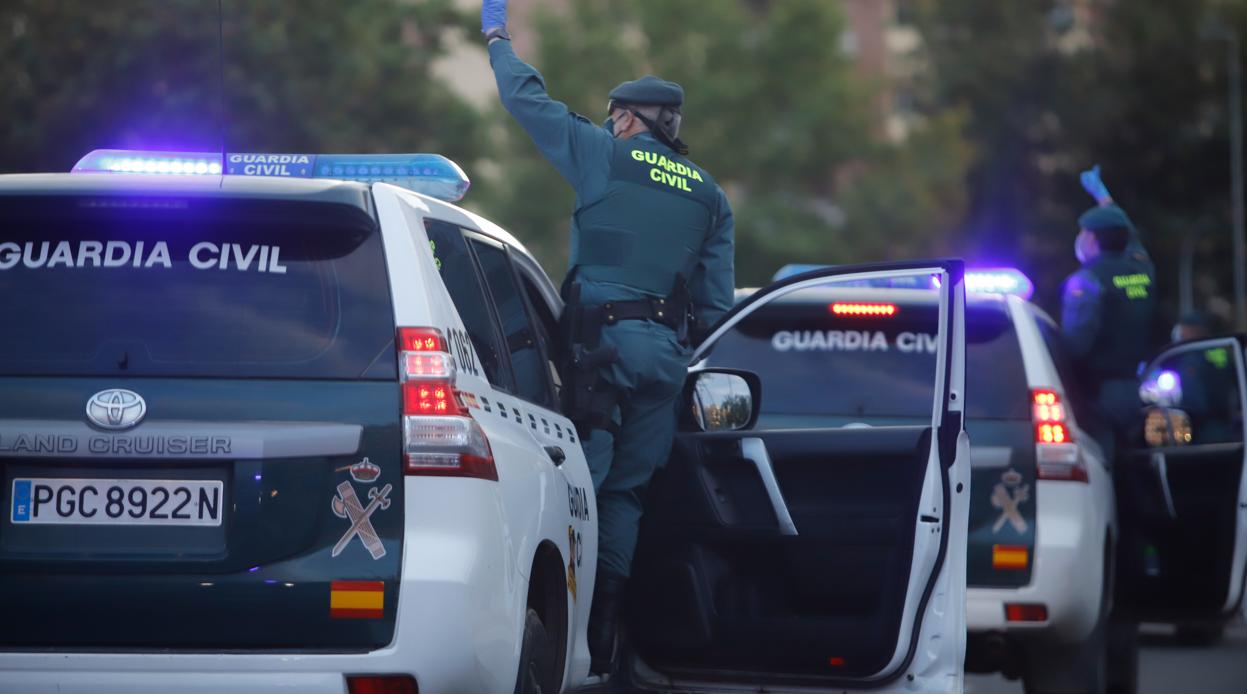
[0,0,485,174]
[470,0,973,286]
[916,0,1247,327]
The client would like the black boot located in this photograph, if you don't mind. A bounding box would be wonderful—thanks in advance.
[588,573,627,676]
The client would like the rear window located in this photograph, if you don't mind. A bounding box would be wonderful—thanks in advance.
[0,195,395,379]
[707,298,1030,420]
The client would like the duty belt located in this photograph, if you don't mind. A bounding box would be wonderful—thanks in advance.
[597,296,687,332]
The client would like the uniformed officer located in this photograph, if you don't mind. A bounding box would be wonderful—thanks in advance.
[1061,172,1158,460]
[482,0,735,674]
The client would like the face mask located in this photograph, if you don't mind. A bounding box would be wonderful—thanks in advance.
[602,117,616,138]
[1074,237,1087,265]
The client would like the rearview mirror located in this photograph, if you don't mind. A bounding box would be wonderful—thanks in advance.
[686,369,762,432]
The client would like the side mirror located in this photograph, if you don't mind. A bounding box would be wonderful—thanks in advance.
[1142,406,1193,447]
[685,368,762,432]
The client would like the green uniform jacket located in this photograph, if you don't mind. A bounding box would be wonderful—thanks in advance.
[488,40,735,329]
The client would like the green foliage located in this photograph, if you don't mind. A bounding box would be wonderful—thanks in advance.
[916,0,1247,324]
[472,0,972,286]
[0,0,486,173]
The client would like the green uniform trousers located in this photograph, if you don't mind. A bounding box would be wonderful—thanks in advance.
[581,318,690,580]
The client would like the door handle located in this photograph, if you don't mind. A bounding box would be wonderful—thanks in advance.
[545,445,566,466]
[740,438,799,536]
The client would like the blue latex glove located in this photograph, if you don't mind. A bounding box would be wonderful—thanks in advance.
[1080,164,1112,204]
[482,0,508,34]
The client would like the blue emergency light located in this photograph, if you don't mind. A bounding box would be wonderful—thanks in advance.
[71,149,471,202]
[771,263,1035,300]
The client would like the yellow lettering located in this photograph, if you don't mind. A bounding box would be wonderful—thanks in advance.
[690,169,703,182]
[650,168,664,183]
[644,152,658,165]
[631,150,645,162]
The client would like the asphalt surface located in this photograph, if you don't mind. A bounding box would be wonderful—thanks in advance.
[966,621,1247,694]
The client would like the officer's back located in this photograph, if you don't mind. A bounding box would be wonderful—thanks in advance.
[1061,205,1157,450]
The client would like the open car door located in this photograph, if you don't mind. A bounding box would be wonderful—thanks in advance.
[1119,336,1247,629]
[625,262,969,692]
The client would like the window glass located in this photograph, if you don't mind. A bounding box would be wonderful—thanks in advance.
[0,195,394,379]
[1143,344,1243,445]
[1033,311,1096,423]
[707,294,1028,421]
[520,272,565,405]
[423,219,514,390]
[470,239,553,407]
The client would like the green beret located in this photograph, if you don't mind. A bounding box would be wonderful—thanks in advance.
[1078,206,1131,233]
[608,75,684,108]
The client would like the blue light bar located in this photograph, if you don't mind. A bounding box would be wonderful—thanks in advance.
[72,149,223,176]
[773,263,1035,299]
[71,149,471,202]
[964,268,1034,299]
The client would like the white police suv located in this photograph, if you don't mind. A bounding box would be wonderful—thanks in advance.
[0,151,969,694]
[717,267,1137,694]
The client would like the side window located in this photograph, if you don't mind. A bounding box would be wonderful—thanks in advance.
[423,219,515,391]
[1143,344,1244,445]
[519,271,565,404]
[1033,311,1098,428]
[469,238,555,408]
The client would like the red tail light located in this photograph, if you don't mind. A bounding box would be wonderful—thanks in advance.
[398,327,496,481]
[346,675,418,694]
[1031,388,1087,482]
[1004,603,1048,623]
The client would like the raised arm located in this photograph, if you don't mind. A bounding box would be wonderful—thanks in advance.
[487,40,611,189]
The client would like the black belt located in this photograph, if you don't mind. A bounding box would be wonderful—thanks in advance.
[597,296,686,332]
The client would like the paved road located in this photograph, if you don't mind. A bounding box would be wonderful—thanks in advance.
[966,622,1247,694]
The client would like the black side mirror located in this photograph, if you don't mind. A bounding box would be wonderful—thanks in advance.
[682,368,762,432]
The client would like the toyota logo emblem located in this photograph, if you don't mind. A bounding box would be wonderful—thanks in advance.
[86,389,147,430]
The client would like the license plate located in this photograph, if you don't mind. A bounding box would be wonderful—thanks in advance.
[10,478,224,526]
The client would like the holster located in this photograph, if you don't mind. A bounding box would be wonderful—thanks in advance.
[558,277,695,438]
[561,283,622,438]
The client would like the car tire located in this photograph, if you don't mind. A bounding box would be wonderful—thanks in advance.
[1175,623,1225,647]
[514,608,557,694]
[1022,555,1111,694]
[1106,618,1139,694]
[1021,626,1108,694]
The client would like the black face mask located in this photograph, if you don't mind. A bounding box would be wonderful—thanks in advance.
[602,116,616,138]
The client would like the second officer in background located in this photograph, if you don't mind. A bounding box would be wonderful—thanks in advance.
[1062,166,1158,460]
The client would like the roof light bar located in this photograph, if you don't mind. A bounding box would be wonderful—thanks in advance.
[964,268,1034,299]
[72,149,223,176]
[71,149,471,202]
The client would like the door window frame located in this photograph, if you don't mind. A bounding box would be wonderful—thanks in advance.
[463,231,561,411]
[1140,335,1247,613]
[690,259,967,683]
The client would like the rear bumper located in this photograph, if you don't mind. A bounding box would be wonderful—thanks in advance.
[0,478,527,694]
[966,480,1107,644]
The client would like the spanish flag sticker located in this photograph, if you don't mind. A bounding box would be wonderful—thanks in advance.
[330,580,385,619]
[992,544,1029,571]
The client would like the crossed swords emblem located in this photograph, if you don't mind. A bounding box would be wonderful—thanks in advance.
[331,480,392,559]
[990,481,1030,534]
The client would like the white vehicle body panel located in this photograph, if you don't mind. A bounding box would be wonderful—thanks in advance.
[964,296,1113,644]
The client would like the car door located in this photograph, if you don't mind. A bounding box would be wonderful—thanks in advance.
[626,261,969,692]
[1121,336,1247,622]
[466,233,598,682]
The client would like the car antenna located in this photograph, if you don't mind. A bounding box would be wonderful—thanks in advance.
[216,0,227,182]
